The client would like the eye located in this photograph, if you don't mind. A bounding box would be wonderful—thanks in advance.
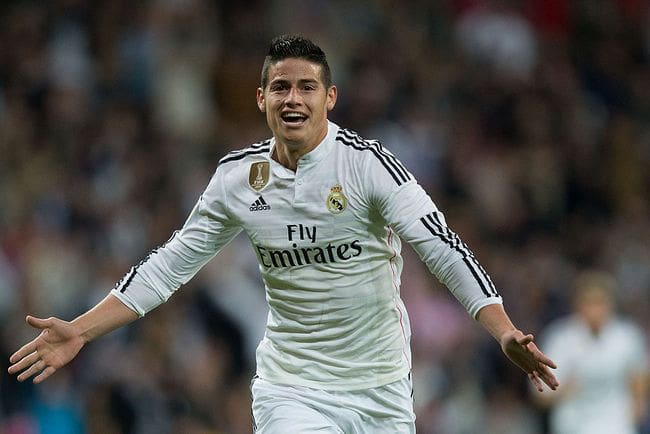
[270,83,288,92]
[303,83,317,91]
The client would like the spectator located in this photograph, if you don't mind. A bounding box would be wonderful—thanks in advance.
[535,270,649,434]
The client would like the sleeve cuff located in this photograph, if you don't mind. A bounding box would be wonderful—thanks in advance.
[110,289,147,317]
[469,296,503,320]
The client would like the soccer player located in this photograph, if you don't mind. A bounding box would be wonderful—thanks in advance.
[8,35,558,433]
[535,271,648,434]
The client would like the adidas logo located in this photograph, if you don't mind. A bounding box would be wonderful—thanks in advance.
[249,195,271,212]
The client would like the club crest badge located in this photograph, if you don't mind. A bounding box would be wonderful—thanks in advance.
[326,184,347,214]
[249,161,270,192]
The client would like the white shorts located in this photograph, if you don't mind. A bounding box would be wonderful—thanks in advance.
[251,375,416,434]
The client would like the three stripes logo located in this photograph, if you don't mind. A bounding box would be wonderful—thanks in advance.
[249,195,271,212]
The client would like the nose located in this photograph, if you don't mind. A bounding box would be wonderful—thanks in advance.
[285,86,302,105]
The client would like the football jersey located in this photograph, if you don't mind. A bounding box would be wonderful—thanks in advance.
[111,121,501,390]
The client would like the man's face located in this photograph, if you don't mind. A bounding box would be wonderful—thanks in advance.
[576,287,612,333]
[257,58,337,152]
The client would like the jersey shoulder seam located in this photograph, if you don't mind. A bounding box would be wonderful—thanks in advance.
[335,128,412,186]
[217,139,272,167]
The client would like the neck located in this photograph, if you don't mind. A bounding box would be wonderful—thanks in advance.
[272,126,328,171]
[272,141,311,171]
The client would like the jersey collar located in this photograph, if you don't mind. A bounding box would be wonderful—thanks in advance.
[296,120,338,165]
[268,120,339,169]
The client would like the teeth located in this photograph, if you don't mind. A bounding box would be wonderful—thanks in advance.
[283,112,305,119]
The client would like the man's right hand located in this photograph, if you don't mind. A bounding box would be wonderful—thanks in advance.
[7,315,85,383]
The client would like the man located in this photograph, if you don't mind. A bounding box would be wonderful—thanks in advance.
[8,35,558,433]
[536,270,648,434]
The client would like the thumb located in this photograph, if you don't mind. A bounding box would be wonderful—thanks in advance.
[26,315,53,330]
[516,333,534,346]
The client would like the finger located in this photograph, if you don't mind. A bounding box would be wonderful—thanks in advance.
[543,376,559,391]
[536,353,557,370]
[529,371,543,393]
[16,360,46,382]
[7,351,40,374]
[528,342,558,369]
[531,363,559,391]
[537,364,559,390]
[26,315,53,330]
[9,339,40,364]
[33,366,57,384]
[535,350,557,369]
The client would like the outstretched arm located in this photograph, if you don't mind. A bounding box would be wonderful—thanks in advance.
[477,303,559,392]
[7,294,138,383]
[355,150,559,392]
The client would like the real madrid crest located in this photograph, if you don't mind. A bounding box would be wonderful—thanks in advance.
[248,161,270,192]
[326,184,347,214]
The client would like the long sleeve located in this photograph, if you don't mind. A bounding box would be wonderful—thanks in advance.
[366,150,502,319]
[111,166,242,316]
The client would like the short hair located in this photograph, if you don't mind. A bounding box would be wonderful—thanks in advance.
[573,270,617,302]
[260,35,332,89]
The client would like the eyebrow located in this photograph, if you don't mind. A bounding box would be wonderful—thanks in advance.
[269,78,320,86]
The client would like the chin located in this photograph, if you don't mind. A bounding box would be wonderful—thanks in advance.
[281,131,307,144]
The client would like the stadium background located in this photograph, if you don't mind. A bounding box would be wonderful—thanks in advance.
[1,0,649,433]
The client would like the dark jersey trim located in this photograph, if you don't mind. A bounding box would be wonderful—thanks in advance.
[114,231,179,294]
[340,128,411,182]
[420,212,498,298]
[336,128,412,186]
[218,140,272,166]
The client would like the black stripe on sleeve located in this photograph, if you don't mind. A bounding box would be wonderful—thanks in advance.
[338,129,403,179]
[336,128,412,186]
[344,132,412,182]
[371,141,411,183]
[218,140,272,166]
[429,212,498,296]
[339,128,412,183]
[116,266,137,293]
[420,212,498,298]
[342,129,412,181]
[339,134,402,185]
[114,231,179,294]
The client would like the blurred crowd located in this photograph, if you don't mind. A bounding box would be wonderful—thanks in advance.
[1,0,649,433]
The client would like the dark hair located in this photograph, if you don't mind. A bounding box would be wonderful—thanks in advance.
[260,35,332,89]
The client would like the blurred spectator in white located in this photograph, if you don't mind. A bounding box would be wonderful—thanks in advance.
[536,270,649,434]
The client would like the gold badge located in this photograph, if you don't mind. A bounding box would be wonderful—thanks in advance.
[249,161,270,191]
[326,184,347,214]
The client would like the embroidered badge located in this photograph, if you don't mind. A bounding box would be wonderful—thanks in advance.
[249,161,270,192]
[326,184,347,214]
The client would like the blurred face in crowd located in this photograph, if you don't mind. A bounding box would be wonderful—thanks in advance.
[257,57,337,160]
[575,284,612,335]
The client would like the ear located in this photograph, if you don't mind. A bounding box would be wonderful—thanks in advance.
[256,87,266,112]
[326,85,337,111]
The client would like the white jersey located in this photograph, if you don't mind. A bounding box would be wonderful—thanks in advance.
[111,121,501,390]
[542,316,648,434]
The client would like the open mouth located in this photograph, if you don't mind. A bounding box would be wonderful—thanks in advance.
[281,112,307,125]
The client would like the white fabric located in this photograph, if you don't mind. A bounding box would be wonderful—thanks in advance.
[542,316,648,434]
[111,121,502,390]
[251,375,415,433]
